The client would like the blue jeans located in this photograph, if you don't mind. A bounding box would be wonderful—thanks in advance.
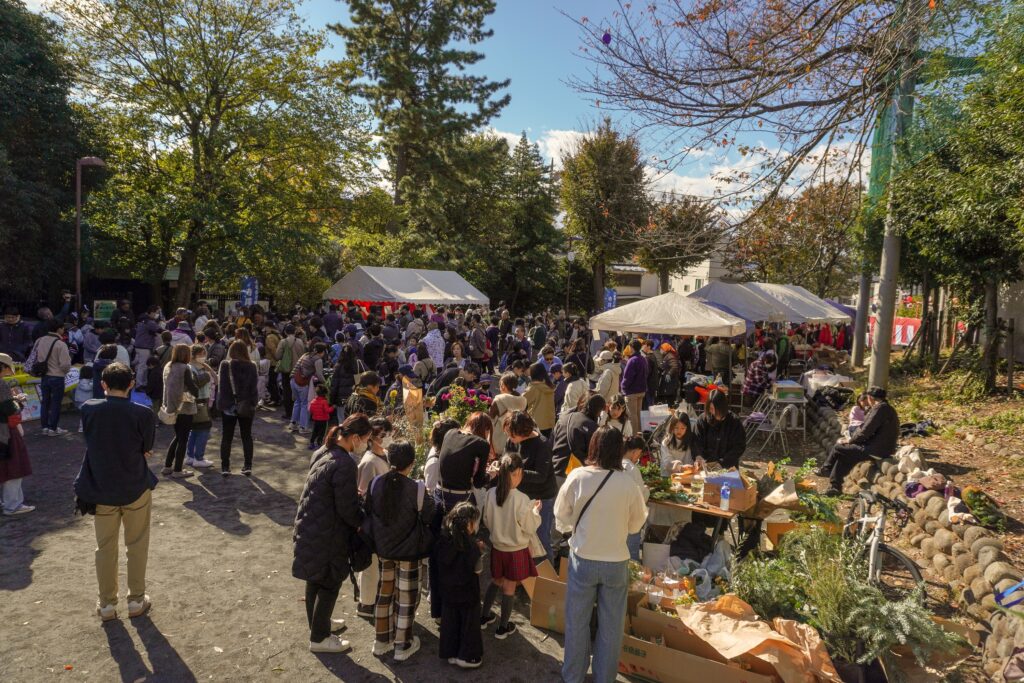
[626,532,642,561]
[562,552,629,683]
[537,497,555,563]
[186,428,211,461]
[290,380,310,428]
[40,376,65,430]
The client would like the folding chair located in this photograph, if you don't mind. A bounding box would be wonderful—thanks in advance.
[754,404,795,457]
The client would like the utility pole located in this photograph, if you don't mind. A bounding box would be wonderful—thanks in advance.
[868,2,923,390]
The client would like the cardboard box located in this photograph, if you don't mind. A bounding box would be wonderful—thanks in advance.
[764,521,842,547]
[524,559,646,636]
[523,560,567,634]
[620,617,778,683]
[703,471,757,512]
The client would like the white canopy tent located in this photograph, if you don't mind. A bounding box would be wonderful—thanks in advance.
[323,266,489,305]
[742,283,851,324]
[689,281,788,323]
[589,292,746,337]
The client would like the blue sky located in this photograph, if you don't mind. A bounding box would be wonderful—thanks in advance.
[301,0,615,148]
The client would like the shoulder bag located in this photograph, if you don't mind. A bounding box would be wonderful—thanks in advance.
[554,469,614,559]
[228,363,256,418]
[29,337,58,378]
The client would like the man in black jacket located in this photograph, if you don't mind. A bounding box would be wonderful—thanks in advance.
[819,386,900,495]
[75,362,157,622]
[691,390,747,470]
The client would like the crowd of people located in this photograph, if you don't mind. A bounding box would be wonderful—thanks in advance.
[0,294,871,680]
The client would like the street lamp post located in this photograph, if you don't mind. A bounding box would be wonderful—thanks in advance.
[76,156,106,311]
[566,242,576,316]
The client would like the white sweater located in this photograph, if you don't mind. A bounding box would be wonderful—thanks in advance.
[554,466,647,563]
[482,487,541,553]
[622,459,650,503]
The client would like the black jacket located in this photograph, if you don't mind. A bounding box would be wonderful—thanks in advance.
[217,360,259,413]
[511,433,558,500]
[292,446,362,586]
[691,412,747,469]
[551,411,598,478]
[76,396,158,506]
[435,531,481,606]
[330,362,358,406]
[850,401,900,458]
[364,474,435,561]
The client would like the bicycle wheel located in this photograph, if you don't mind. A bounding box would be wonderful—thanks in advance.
[842,495,869,540]
[874,544,925,603]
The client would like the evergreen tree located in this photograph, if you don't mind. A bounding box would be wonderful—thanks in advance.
[560,119,649,307]
[333,0,510,209]
[0,0,91,300]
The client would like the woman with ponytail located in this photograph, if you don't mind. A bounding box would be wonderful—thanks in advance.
[364,440,434,662]
[292,414,373,655]
[481,453,541,640]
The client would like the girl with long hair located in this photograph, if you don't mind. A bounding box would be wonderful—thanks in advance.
[601,394,634,438]
[660,412,693,476]
[435,502,484,668]
[365,441,434,662]
[161,344,198,478]
[481,453,541,640]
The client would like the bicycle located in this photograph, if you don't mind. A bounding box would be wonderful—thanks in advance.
[843,490,925,603]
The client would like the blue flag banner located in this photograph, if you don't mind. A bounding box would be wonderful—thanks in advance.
[241,276,259,307]
[604,288,618,311]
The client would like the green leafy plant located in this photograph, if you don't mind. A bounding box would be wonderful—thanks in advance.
[733,527,962,668]
[790,492,841,524]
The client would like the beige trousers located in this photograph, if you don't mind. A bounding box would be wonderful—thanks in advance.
[626,393,645,436]
[94,489,152,606]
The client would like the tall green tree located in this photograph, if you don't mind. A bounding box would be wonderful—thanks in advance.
[0,0,92,301]
[636,195,721,294]
[560,119,650,307]
[54,0,374,307]
[334,0,510,212]
[492,134,561,311]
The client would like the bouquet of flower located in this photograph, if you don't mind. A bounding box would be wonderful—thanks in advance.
[441,384,493,425]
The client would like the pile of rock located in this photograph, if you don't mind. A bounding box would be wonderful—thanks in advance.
[805,397,1024,679]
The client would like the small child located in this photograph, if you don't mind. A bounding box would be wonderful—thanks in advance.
[480,453,540,640]
[436,501,484,669]
[256,351,271,407]
[622,436,650,561]
[308,384,334,450]
[848,392,869,437]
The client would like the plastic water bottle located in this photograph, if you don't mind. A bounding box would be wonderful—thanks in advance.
[720,485,731,511]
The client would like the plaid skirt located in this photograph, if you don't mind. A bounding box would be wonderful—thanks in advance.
[491,547,538,582]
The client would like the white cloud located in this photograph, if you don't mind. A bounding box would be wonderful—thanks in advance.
[23,0,47,11]
[483,128,525,151]
[537,130,591,168]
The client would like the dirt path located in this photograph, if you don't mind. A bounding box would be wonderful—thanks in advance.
[0,411,592,683]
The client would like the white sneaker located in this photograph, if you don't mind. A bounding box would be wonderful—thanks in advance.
[393,635,420,662]
[331,618,346,631]
[372,640,394,656]
[41,428,53,436]
[53,427,68,435]
[192,459,213,469]
[96,603,117,621]
[286,423,299,432]
[128,595,151,617]
[309,635,351,653]
[185,458,195,467]
[298,427,311,435]
[3,505,35,516]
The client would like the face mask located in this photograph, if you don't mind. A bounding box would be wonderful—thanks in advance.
[353,438,370,455]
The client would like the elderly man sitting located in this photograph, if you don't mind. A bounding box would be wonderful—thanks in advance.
[818,386,900,496]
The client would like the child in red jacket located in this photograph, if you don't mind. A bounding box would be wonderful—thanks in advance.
[308,384,335,450]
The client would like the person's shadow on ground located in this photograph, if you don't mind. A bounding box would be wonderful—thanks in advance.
[103,616,197,682]
[175,473,297,536]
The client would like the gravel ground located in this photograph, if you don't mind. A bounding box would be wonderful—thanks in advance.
[0,409,619,683]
